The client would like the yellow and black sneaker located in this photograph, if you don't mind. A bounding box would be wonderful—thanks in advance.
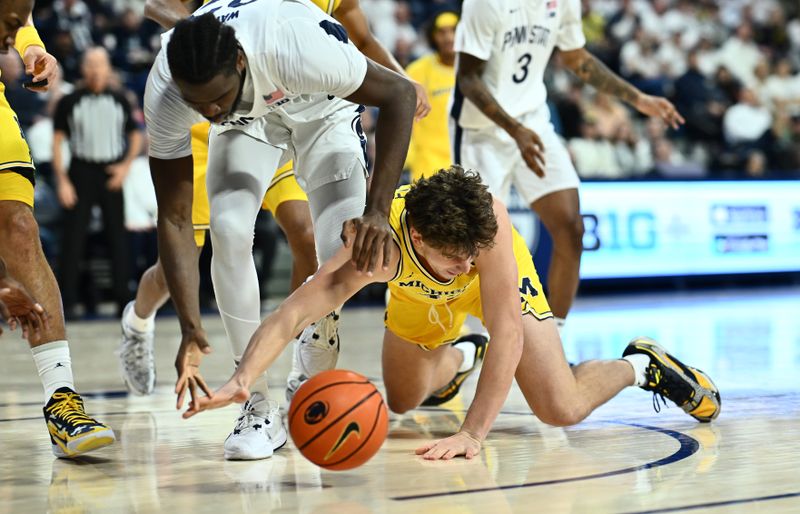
[43,387,116,458]
[422,334,488,407]
[623,337,721,422]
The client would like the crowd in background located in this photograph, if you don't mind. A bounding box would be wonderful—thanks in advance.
[1,0,798,315]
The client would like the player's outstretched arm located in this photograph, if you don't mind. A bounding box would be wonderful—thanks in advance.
[150,156,213,410]
[183,240,397,418]
[144,0,191,29]
[416,199,523,460]
[457,53,546,177]
[559,48,685,129]
[342,60,415,274]
[334,0,430,119]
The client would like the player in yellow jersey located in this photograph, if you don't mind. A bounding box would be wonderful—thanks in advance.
[0,0,115,457]
[405,11,458,181]
[183,166,721,460]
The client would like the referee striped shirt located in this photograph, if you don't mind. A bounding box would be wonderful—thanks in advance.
[53,88,137,164]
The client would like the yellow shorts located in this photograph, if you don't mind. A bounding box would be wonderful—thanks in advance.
[0,89,35,207]
[385,238,553,350]
[189,122,308,247]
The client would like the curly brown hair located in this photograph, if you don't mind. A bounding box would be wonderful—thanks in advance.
[404,166,498,257]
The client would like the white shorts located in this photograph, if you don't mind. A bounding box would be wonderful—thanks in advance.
[451,108,579,205]
[211,102,369,194]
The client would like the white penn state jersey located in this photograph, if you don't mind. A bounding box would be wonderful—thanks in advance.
[452,0,585,130]
[145,0,368,160]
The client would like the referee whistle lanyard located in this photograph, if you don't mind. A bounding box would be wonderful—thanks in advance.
[427,302,454,336]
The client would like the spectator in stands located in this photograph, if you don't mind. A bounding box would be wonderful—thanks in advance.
[723,87,773,172]
[582,91,630,141]
[569,118,623,179]
[674,49,727,143]
[52,48,142,319]
[619,25,666,96]
[613,122,652,176]
[763,58,800,115]
[715,23,763,86]
[405,10,457,181]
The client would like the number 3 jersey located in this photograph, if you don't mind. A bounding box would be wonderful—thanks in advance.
[452,0,585,130]
[144,0,367,161]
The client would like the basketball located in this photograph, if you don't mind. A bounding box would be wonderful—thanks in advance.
[288,370,389,471]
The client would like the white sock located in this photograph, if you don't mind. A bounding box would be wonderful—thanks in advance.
[623,354,650,387]
[554,317,566,336]
[31,341,75,402]
[126,302,155,333]
[454,342,476,373]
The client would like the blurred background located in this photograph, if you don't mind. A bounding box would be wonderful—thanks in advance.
[2,0,799,319]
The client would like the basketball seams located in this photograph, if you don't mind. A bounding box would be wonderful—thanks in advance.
[288,379,370,420]
[296,389,380,451]
[324,398,387,468]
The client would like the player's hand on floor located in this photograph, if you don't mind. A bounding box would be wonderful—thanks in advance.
[0,277,48,342]
[182,379,250,419]
[415,430,482,460]
[341,212,392,276]
[411,80,431,121]
[511,125,546,177]
[175,329,213,412]
[634,94,685,130]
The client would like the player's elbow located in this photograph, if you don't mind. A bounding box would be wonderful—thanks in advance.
[390,77,416,112]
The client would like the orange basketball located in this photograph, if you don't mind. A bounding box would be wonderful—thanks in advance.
[288,369,389,471]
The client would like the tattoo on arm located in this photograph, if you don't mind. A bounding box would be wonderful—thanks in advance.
[571,51,640,105]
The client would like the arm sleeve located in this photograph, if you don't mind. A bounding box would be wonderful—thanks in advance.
[556,0,587,51]
[144,51,200,160]
[455,0,501,60]
[13,25,45,57]
[52,95,71,135]
[271,18,368,99]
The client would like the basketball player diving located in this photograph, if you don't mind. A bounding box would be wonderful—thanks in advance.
[183,167,721,461]
[143,2,415,459]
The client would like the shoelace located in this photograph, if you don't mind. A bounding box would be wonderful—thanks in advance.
[235,403,272,432]
[646,365,694,413]
[46,392,96,426]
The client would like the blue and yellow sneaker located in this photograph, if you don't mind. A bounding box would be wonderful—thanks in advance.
[422,334,488,407]
[43,388,116,458]
[623,337,721,422]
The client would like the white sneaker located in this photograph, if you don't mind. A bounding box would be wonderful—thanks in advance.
[118,301,156,396]
[224,393,287,461]
[285,311,340,401]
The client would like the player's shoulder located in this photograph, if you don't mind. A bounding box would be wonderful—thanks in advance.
[406,53,435,75]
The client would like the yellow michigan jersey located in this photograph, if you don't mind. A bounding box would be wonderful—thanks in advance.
[405,53,455,181]
[385,185,552,350]
[0,26,46,207]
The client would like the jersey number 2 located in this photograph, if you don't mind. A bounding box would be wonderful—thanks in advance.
[513,53,532,84]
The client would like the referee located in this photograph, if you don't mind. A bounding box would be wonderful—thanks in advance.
[53,47,142,319]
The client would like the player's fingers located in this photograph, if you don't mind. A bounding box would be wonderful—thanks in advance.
[188,377,199,409]
[415,441,436,455]
[341,220,355,246]
[355,228,377,273]
[196,374,213,397]
[364,232,384,275]
[176,378,188,409]
[351,224,369,268]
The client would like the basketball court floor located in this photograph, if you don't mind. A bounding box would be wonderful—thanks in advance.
[1,286,799,513]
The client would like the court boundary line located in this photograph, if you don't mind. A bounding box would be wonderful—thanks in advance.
[391,421,699,501]
[619,491,800,513]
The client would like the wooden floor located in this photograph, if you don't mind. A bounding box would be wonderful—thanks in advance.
[1,287,799,513]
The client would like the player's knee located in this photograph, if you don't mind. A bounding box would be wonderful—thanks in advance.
[552,214,584,256]
[535,402,587,427]
[286,222,316,258]
[386,392,419,414]
[1,206,40,251]
[210,215,253,259]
